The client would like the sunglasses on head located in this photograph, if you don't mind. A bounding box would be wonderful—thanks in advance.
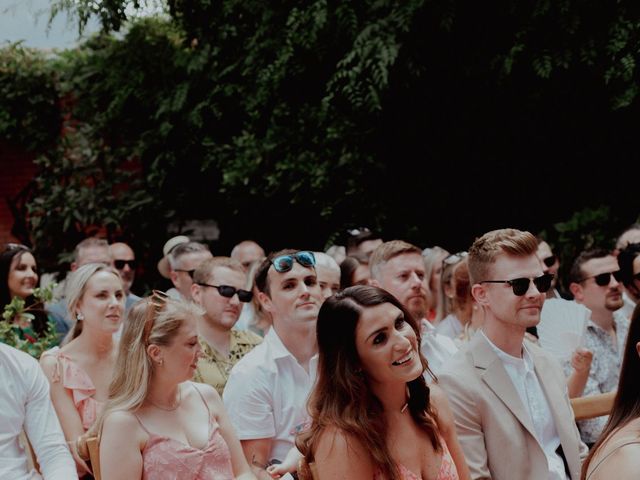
[443,251,468,267]
[113,259,137,270]
[481,273,554,296]
[542,255,557,267]
[579,270,622,287]
[270,251,316,273]
[196,283,253,302]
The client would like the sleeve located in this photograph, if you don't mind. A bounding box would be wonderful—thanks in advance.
[438,370,492,480]
[23,359,78,480]
[223,364,276,441]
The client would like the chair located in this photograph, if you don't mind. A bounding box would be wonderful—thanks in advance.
[86,436,101,480]
[570,391,616,421]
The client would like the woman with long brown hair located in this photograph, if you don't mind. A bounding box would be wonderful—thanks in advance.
[581,303,640,479]
[295,285,469,479]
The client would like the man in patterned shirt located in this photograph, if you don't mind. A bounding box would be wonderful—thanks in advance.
[566,248,628,446]
[191,257,262,395]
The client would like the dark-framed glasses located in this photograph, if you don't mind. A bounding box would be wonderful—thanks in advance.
[480,273,554,296]
[113,259,137,270]
[443,251,468,267]
[270,251,316,273]
[196,283,253,302]
[173,268,195,278]
[542,255,557,267]
[579,270,622,287]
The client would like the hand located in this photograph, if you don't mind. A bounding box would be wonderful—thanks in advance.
[571,348,593,373]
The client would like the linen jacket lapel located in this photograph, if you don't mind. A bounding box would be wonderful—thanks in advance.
[471,334,538,441]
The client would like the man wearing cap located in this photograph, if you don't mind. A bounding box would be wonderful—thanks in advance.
[223,249,322,479]
[157,237,212,300]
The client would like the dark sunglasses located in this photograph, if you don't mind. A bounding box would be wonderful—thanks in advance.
[579,270,622,287]
[443,251,468,267]
[196,283,253,302]
[542,255,557,267]
[113,259,137,270]
[174,268,195,278]
[481,273,554,296]
[270,251,316,273]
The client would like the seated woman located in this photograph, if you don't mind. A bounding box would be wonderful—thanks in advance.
[40,263,125,476]
[581,304,640,480]
[93,292,256,480]
[294,285,470,480]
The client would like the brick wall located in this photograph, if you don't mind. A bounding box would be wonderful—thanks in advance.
[0,141,38,246]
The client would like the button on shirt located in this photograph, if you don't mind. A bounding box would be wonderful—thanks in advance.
[562,311,630,444]
[223,328,318,462]
[483,332,568,480]
[0,343,77,480]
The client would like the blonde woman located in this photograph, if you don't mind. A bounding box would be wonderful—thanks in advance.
[40,263,125,476]
[94,292,256,480]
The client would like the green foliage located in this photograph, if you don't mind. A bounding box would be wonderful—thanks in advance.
[0,44,61,150]
[1,283,58,359]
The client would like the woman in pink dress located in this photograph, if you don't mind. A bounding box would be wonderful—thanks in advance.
[94,291,255,480]
[40,263,125,477]
[292,286,470,480]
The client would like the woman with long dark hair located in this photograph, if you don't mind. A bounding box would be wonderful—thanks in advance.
[581,303,640,479]
[295,285,470,480]
[0,243,50,339]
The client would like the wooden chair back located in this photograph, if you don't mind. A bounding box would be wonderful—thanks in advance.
[570,391,616,421]
[86,436,101,480]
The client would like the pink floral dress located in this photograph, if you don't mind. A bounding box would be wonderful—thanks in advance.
[375,437,459,480]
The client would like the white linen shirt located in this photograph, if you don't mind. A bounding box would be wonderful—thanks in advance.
[222,327,318,462]
[0,343,77,480]
[420,319,458,379]
[482,332,567,480]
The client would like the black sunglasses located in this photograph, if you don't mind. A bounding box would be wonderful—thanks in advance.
[481,273,554,296]
[174,268,195,278]
[542,255,557,267]
[196,283,253,302]
[270,251,316,273]
[579,270,622,287]
[113,259,137,270]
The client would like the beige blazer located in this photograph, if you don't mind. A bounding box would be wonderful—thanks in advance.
[438,333,588,480]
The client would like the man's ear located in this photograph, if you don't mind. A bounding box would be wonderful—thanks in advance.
[191,283,202,305]
[257,291,273,314]
[635,341,640,358]
[569,282,583,302]
[471,284,489,307]
[170,270,179,287]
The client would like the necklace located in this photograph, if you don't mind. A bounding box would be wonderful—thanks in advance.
[401,402,408,413]
[147,387,182,411]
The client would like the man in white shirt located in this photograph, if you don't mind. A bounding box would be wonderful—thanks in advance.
[223,249,323,479]
[438,228,587,480]
[0,343,77,480]
[369,240,457,377]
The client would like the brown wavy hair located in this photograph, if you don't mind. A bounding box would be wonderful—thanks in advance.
[297,285,440,479]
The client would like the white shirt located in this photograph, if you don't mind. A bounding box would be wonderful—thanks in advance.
[0,343,77,480]
[482,332,567,480]
[420,319,458,379]
[223,328,318,462]
[620,290,637,320]
[435,313,464,339]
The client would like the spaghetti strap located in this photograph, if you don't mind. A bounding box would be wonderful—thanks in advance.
[190,382,212,418]
[586,440,640,479]
[133,413,152,435]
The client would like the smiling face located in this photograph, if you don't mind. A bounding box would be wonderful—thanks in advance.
[8,252,38,299]
[156,315,202,383]
[354,302,423,386]
[75,271,125,334]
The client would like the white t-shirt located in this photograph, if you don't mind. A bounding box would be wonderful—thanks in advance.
[0,343,77,480]
[223,328,318,462]
[420,319,458,379]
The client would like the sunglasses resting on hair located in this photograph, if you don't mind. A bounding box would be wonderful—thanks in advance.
[196,283,253,302]
[113,259,137,270]
[480,273,554,296]
[270,251,316,273]
[579,270,622,287]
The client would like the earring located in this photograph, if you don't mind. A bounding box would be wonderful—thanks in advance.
[76,312,84,321]
[158,359,164,366]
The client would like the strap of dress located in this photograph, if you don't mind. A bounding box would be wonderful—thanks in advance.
[586,440,640,479]
[190,382,212,419]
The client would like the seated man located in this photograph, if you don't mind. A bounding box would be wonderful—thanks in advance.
[439,228,587,480]
[0,342,77,479]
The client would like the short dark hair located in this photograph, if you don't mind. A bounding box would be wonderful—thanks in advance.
[568,248,611,284]
[617,243,640,286]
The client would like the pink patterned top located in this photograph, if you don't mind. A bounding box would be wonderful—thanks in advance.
[135,384,235,480]
[40,346,103,430]
[375,437,459,480]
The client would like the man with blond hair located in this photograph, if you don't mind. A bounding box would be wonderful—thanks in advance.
[369,240,457,377]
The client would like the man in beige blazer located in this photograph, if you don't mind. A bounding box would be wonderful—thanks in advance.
[439,228,588,480]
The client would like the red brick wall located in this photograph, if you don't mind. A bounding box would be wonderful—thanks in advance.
[0,141,38,245]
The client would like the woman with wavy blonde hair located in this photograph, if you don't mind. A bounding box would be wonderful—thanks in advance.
[93,292,255,480]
